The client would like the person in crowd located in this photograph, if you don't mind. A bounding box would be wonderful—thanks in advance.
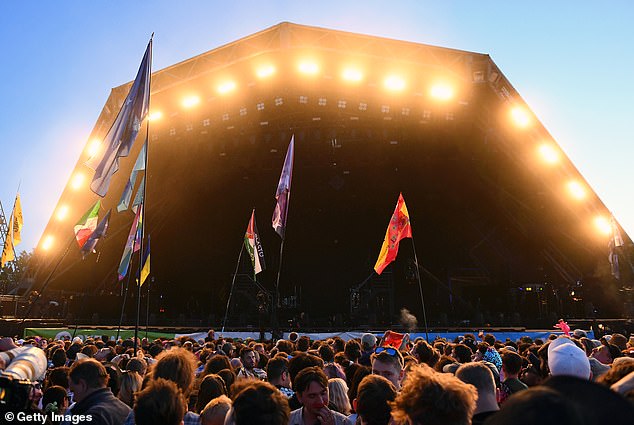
[371,347,405,390]
[267,356,294,398]
[353,374,397,425]
[195,374,226,413]
[225,380,290,425]
[125,347,200,425]
[391,364,477,425]
[200,395,231,425]
[443,343,473,374]
[217,368,237,396]
[455,362,499,424]
[290,366,353,425]
[485,387,583,425]
[359,333,377,367]
[134,378,186,425]
[547,337,591,380]
[236,346,267,380]
[498,350,528,403]
[411,339,439,368]
[65,358,131,425]
[42,385,69,424]
[344,340,362,364]
[327,377,351,416]
[118,370,143,408]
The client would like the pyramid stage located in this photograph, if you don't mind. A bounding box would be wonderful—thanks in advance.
[27,23,632,330]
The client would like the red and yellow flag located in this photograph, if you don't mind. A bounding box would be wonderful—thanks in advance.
[374,193,412,275]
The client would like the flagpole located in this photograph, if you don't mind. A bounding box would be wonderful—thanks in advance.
[116,267,135,340]
[222,242,245,333]
[134,35,153,355]
[20,237,75,322]
[145,278,151,338]
[410,238,430,342]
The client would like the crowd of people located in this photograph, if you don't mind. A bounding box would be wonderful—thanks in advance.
[1,328,634,424]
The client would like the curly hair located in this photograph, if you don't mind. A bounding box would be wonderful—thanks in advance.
[391,364,476,425]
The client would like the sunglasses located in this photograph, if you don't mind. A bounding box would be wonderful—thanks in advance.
[374,347,399,356]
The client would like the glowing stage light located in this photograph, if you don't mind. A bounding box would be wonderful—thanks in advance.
[256,65,276,79]
[510,106,531,128]
[538,144,560,165]
[298,61,319,75]
[430,83,454,101]
[567,180,586,200]
[70,173,85,190]
[182,95,201,109]
[384,75,406,92]
[56,205,69,221]
[342,68,363,82]
[594,216,612,236]
[86,138,101,158]
[217,81,236,94]
[148,111,163,121]
[41,235,54,251]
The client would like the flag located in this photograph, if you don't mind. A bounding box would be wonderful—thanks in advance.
[131,176,145,213]
[140,235,150,286]
[118,205,142,281]
[609,216,624,279]
[117,142,146,212]
[374,193,413,275]
[11,194,23,246]
[1,193,23,267]
[87,39,152,197]
[81,210,111,257]
[1,215,14,267]
[272,135,294,239]
[74,201,101,248]
[381,330,409,350]
[244,210,266,277]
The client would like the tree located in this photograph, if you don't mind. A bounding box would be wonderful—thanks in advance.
[0,250,32,294]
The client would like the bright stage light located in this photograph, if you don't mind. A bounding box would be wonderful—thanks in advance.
[56,205,69,221]
[384,75,406,92]
[256,65,276,79]
[41,235,54,251]
[594,216,612,236]
[148,111,163,121]
[217,81,236,94]
[298,60,319,75]
[342,68,363,82]
[510,106,531,128]
[567,180,586,200]
[86,138,101,158]
[430,83,454,101]
[182,95,201,109]
[538,144,560,165]
[70,173,85,190]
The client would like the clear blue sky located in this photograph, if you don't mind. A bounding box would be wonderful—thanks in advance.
[1,1,632,252]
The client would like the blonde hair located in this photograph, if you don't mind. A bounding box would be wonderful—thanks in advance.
[118,370,143,407]
[327,378,351,416]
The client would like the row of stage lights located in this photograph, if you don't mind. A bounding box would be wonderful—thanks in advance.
[38,61,612,251]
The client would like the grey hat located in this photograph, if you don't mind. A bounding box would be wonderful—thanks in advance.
[361,333,377,348]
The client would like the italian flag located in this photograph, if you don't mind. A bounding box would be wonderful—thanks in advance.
[74,200,101,248]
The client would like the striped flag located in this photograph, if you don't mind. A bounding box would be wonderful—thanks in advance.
[87,38,151,197]
[374,193,413,275]
[244,210,266,277]
[117,142,146,212]
[272,135,294,239]
[74,201,101,248]
[118,205,142,281]
[140,235,150,286]
[81,210,111,258]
